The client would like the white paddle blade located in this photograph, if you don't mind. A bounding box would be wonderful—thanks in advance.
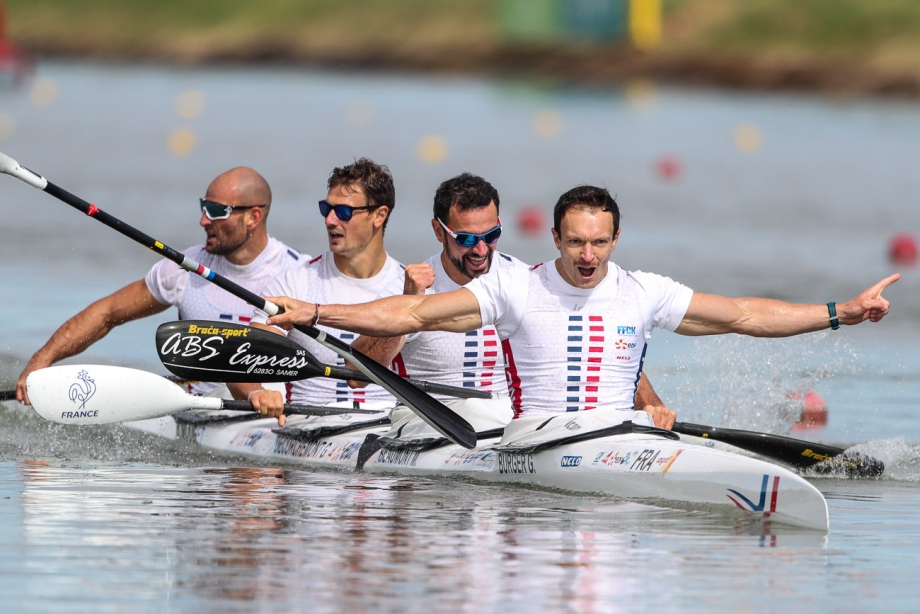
[0,151,48,189]
[27,365,220,424]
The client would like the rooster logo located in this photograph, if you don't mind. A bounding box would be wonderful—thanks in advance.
[68,370,96,409]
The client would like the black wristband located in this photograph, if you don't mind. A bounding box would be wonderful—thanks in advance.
[827,302,840,330]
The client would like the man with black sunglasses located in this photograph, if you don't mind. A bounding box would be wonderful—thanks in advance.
[346,173,676,428]
[16,167,302,404]
[235,158,405,418]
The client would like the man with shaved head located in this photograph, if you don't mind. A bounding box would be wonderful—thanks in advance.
[16,167,303,404]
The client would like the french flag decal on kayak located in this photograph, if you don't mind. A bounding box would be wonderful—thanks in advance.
[727,474,780,516]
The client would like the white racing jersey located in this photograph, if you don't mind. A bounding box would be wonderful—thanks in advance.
[146,237,303,395]
[394,252,528,401]
[253,251,404,405]
[466,260,693,418]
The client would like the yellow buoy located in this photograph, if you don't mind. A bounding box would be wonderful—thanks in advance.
[0,114,15,140]
[733,122,762,152]
[532,109,564,139]
[168,127,197,156]
[176,90,206,120]
[30,78,58,107]
[417,134,449,163]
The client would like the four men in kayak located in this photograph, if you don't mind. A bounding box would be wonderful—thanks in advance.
[17,166,898,428]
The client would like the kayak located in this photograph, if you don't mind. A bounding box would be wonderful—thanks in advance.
[125,398,830,531]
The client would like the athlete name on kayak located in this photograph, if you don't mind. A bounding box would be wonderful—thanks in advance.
[498,453,535,474]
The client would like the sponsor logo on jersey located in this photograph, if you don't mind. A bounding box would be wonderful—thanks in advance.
[616,325,637,336]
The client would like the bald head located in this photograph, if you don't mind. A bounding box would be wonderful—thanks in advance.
[206,167,272,221]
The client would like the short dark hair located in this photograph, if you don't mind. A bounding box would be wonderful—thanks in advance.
[433,173,500,222]
[553,185,620,236]
[328,158,396,230]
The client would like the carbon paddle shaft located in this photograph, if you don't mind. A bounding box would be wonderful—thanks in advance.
[0,153,476,449]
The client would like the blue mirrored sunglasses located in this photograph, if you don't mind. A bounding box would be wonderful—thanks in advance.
[318,200,380,222]
[437,217,502,248]
[200,199,266,221]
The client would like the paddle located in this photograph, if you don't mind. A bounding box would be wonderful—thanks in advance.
[0,390,16,401]
[25,364,383,425]
[156,319,497,400]
[0,151,476,448]
[672,422,884,478]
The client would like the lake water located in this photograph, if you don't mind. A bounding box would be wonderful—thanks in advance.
[1,60,919,612]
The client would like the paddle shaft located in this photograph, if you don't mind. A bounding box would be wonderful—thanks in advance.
[0,153,476,448]
[224,401,380,416]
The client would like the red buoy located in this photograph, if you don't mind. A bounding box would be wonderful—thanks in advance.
[790,390,828,431]
[655,154,682,182]
[517,206,546,237]
[889,233,918,266]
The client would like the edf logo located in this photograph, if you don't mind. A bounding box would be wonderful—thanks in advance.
[617,326,636,335]
[561,456,582,467]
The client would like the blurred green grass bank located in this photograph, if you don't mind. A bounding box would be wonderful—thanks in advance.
[5,0,920,96]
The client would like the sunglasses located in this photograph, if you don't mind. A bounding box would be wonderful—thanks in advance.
[437,217,502,248]
[200,199,266,221]
[318,200,381,222]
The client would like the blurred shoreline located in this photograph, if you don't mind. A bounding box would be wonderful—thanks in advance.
[17,44,920,99]
[7,1,920,99]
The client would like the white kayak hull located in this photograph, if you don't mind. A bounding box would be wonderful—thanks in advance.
[363,432,828,531]
[123,402,829,531]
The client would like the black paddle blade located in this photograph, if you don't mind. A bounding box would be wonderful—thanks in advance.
[673,422,885,478]
[807,451,886,479]
[156,320,327,383]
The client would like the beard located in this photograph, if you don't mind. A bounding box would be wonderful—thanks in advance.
[205,224,249,256]
[447,245,495,282]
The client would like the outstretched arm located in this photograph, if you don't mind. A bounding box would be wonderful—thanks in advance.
[675,274,899,337]
[16,279,169,404]
[265,287,484,336]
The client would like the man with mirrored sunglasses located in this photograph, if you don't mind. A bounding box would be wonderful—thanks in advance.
[346,173,676,429]
[233,158,405,421]
[16,167,303,404]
